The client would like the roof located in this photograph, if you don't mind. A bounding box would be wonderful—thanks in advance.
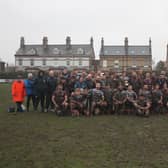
[15,44,94,57]
[100,45,151,56]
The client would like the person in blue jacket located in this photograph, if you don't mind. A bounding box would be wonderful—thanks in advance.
[74,77,87,90]
[24,73,36,112]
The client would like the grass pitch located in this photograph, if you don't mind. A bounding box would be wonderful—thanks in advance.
[0,84,168,168]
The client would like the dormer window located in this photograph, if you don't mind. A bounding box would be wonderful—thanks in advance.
[27,48,36,55]
[53,48,60,55]
[77,48,84,55]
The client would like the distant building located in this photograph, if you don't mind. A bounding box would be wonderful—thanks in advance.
[15,36,95,71]
[0,60,5,72]
[99,37,152,71]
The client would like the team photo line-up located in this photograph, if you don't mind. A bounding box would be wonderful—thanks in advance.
[11,68,168,117]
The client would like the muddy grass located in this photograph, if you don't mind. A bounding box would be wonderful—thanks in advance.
[0,84,168,168]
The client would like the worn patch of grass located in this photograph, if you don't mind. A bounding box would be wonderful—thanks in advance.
[1,84,168,168]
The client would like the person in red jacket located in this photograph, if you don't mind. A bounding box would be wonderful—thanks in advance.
[12,75,26,112]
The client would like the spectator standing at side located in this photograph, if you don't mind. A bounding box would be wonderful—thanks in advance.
[24,73,36,112]
[12,75,26,112]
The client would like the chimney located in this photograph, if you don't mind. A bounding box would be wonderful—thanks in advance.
[20,36,25,48]
[149,37,152,55]
[124,37,128,55]
[66,36,71,50]
[43,36,48,49]
[124,37,128,47]
[90,37,93,48]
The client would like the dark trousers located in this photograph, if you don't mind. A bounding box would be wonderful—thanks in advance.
[26,95,36,111]
[46,92,54,110]
[35,92,45,111]
[16,102,23,112]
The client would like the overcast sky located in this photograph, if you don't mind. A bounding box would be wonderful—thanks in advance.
[0,0,167,65]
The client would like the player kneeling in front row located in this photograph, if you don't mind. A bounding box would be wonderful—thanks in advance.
[88,82,107,115]
[134,94,151,117]
[125,84,137,115]
[70,88,87,117]
[113,83,127,115]
[52,84,68,116]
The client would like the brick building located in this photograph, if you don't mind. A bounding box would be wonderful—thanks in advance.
[99,37,152,71]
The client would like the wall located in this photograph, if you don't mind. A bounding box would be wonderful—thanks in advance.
[15,56,90,67]
[100,55,152,70]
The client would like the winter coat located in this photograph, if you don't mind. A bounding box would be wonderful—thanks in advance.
[24,79,35,96]
[12,80,26,102]
[34,76,47,95]
[46,77,57,94]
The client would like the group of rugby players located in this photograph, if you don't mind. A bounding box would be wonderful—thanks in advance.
[23,68,168,117]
